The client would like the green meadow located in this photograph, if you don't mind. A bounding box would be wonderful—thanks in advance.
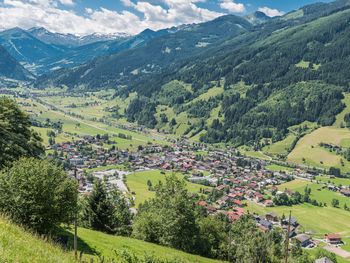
[278,179,350,209]
[287,127,350,172]
[69,227,222,263]
[246,201,350,237]
[15,95,169,150]
[0,217,74,263]
[126,170,209,207]
[0,216,220,263]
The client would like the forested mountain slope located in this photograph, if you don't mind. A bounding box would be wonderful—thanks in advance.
[122,2,350,145]
[0,45,33,81]
[34,15,253,89]
[34,0,350,146]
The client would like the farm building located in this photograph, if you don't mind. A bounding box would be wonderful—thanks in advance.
[325,233,342,244]
[294,234,312,248]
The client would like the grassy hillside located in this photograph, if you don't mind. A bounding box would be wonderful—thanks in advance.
[69,227,222,263]
[0,217,74,263]
[287,127,350,172]
[0,216,221,263]
[246,201,350,238]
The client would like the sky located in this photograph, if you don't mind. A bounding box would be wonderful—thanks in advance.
[0,0,333,36]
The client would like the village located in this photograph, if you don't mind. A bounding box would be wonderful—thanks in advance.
[45,133,350,259]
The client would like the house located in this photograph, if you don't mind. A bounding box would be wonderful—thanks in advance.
[233,200,243,207]
[283,217,298,227]
[254,192,264,202]
[325,233,342,244]
[259,219,273,230]
[264,199,274,207]
[266,212,278,222]
[340,189,350,197]
[315,257,334,263]
[295,234,312,248]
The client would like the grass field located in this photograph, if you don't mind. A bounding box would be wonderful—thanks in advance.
[287,127,350,172]
[126,170,209,207]
[316,176,350,186]
[0,217,219,263]
[277,179,350,209]
[263,134,296,156]
[246,201,350,237]
[32,127,75,146]
[191,86,224,103]
[68,227,221,263]
[238,146,272,160]
[84,164,128,173]
[265,164,294,172]
[0,217,74,263]
[16,96,169,150]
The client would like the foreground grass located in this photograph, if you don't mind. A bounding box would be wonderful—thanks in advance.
[69,227,221,263]
[0,216,221,263]
[0,217,74,263]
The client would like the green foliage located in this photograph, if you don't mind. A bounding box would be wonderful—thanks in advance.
[0,158,78,234]
[0,97,44,167]
[81,180,132,235]
[113,248,187,263]
[158,81,192,105]
[132,175,285,262]
[227,216,283,263]
[329,166,342,177]
[133,175,199,253]
[126,96,157,128]
[332,198,340,208]
[205,82,344,145]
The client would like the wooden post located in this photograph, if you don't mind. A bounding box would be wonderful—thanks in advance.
[74,167,78,260]
[284,211,292,263]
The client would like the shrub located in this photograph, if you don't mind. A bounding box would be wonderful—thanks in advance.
[0,158,78,234]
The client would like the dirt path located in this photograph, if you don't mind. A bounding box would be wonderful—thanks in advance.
[324,245,350,258]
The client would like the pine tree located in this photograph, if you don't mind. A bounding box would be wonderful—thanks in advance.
[84,180,115,233]
[82,180,131,235]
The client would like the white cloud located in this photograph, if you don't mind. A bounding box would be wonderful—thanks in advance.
[0,0,225,35]
[258,6,285,17]
[219,0,245,13]
[59,0,74,6]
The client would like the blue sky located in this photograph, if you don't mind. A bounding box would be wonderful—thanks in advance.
[0,0,333,35]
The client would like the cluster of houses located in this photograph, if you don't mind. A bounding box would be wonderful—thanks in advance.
[326,184,350,197]
[48,135,347,258]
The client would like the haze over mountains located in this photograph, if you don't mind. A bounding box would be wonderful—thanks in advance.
[2,0,350,145]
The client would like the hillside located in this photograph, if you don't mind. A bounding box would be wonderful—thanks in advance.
[33,0,350,148]
[0,216,221,263]
[0,217,74,263]
[0,27,167,75]
[34,14,253,89]
[0,45,33,81]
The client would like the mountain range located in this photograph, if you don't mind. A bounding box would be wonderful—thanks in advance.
[2,0,350,145]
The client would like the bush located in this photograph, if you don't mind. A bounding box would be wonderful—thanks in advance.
[0,158,78,234]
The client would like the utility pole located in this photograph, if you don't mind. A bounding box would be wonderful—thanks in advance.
[284,211,292,263]
[74,167,78,260]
